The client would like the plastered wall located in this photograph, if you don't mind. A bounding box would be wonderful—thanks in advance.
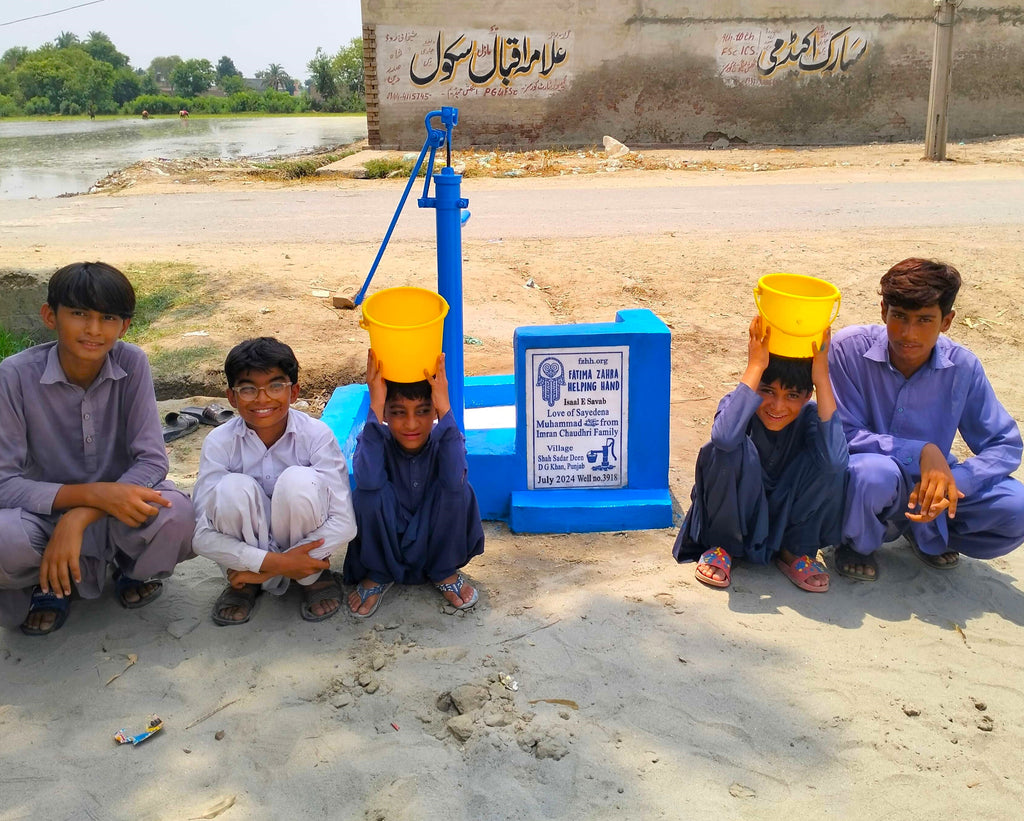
[361,1,1024,148]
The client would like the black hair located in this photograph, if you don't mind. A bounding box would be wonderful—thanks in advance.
[880,258,961,316]
[47,261,135,319]
[385,379,432,404]
[760,353,812,395]
[224,337,299,387]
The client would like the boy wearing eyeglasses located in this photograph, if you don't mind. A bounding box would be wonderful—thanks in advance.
[192,337,356,625]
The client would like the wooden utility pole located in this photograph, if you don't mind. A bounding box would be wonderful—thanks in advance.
[924,0,958,160]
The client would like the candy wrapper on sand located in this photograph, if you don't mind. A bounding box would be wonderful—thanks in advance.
[114,716,163,746]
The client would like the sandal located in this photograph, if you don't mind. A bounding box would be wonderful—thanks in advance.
[910,541,960,570]
[211,583,260,626]
[180,402,235,427]
[435,573,479,610]
[834,544,878,582]
[113,570,164,609]
[775,554,830,593]
[300,572,343,622]
[20,587,71,636]
[695,547,731,589]
[161,411,199,443]
[349,580,393,620]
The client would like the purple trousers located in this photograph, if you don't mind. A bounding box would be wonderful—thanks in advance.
[0,482,195,628]
[842,453,1024,559]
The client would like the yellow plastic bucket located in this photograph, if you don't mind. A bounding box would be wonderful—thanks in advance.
[359,286,450,382]
[753,273,841,358]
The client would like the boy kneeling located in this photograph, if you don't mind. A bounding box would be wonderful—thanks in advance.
[673,316,847,592]
[344,351,484,617]
[192,338,356,624]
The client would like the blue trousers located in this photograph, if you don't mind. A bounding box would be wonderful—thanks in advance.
[673,439,845,566]
[842,453,1024,558]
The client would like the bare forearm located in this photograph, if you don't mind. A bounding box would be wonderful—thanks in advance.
[52,483,107,514]
[813,378,837,422]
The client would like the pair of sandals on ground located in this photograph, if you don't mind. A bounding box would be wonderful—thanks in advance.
[211,571,479,626]
[695,540,961,591]
[21,571,163,636]
[161,402,235,443]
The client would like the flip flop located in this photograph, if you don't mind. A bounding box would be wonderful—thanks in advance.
[775,554,830,593]
[349,580,393,619]
[162,411,199,443]
[300,572,344,622]
[113,570,164,609]
[834,544,878,582]
[20,587,71,636]
[435,572,479,610]
[911,541,960,570]
[694,547,731,589]
[211,583,261,625]
[181,402,235,426]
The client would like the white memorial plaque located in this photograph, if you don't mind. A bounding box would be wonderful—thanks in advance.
[526,347,628,490]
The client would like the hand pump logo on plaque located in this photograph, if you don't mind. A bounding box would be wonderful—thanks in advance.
[526,347,628,489]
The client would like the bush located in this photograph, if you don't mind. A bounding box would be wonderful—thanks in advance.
[124,94,192,115]
[362,158,425,179]
[0,94,18,117]
[24,95,53,115]
[59,100,82,116]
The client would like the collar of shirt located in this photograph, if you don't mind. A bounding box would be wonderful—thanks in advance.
[232,407,299,448]
[862,327,955,374]
[39,341,126,387]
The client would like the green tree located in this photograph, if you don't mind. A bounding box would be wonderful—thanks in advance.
[148,55,182,83]
[307,47,337,99]
[216,55,241,82]
[83,31,129,69]
[170,58,214,97]
[2,47,29,70]
[334,38,364,96]
[219,73,246,94]
[257,63,291,92]
[54,31,80,49]
[111,66,141,105]
[15,46,114,114]
[136,67,159,95]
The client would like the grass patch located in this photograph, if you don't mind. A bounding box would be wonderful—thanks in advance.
[148,344,221,374]
[124,262,212,343]
[362,158,427,179]
[255,147,359,179]
[0,325,34,361]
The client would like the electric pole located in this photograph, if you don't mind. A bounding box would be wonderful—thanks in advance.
[924,0,958,160]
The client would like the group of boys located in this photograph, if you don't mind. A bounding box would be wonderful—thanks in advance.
[675,258,1024,592]
[2,257,1022,635]
[0,262,483,635]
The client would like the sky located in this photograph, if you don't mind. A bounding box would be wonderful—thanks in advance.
[0,0,364,79]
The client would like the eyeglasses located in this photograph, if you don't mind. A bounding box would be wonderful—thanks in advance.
[232,381,293,401]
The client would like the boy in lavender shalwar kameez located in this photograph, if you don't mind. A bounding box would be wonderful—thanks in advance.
[0,262,195,635]
[828,258,1024,581]
[344,350,484,618]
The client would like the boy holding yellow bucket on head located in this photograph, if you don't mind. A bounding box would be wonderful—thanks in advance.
[672,294,848,592]
[828,258,1024,581]
[343,349,484,618]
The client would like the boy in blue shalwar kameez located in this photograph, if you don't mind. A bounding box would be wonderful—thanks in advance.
[673,315,847,592]
[828,258,1024,581]
[344,350,484,617]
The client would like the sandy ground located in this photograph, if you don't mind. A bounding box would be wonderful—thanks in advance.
[2,138,1024,820]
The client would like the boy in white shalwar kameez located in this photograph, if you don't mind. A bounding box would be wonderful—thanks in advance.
[192,337,356,624]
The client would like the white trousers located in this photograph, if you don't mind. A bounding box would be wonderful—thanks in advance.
[205,466,334,595]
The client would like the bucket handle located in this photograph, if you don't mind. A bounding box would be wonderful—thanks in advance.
[358,317,368,330]
[829,292,842,325]
[753,284,766,319]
